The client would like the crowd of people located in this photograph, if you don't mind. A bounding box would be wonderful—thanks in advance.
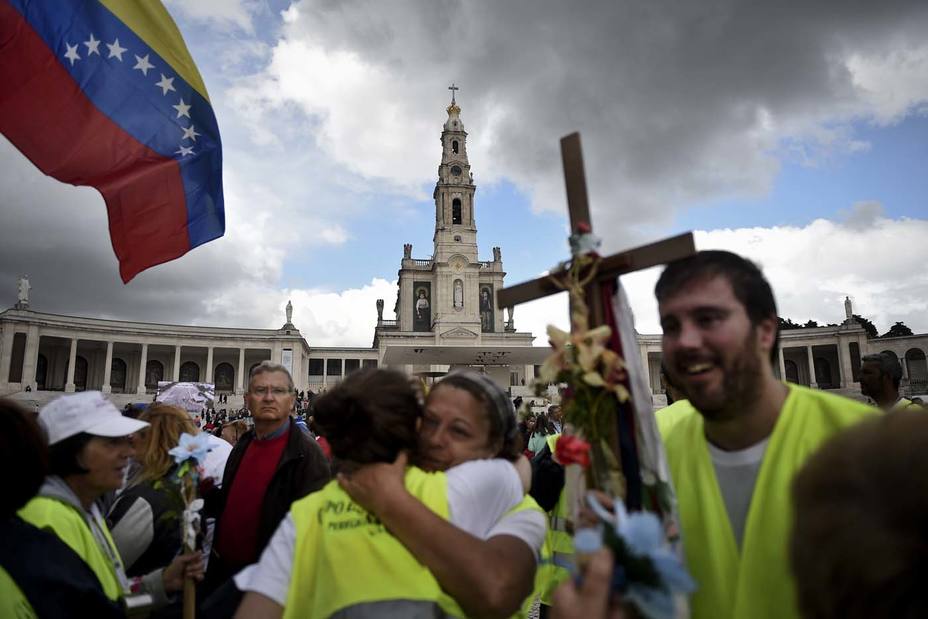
[1,249,926,618]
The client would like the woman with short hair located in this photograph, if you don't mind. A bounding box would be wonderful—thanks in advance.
[19,392,203,611]
[0,398,123,618]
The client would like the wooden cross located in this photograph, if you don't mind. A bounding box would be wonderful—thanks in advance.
[497,132,695,506]
[497,133,695,313]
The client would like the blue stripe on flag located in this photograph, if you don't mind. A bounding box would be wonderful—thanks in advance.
[11,0,224,247]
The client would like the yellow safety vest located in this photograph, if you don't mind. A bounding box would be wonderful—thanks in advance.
[536,433,574,606]
[505,494,548,619]
[655,399,696,436]
[891,397,922,412]
[660,384,877,619]
[18,497,123,602]
[0,567,37,619]
[284,468,464,618]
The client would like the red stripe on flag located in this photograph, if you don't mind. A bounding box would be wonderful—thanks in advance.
[0,1,191,283]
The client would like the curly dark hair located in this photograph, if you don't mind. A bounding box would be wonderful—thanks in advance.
[312,368,421,465]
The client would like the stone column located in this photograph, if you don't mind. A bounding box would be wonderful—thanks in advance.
[838,340,853,388]
[137,343,148,395]
[236,348,245,394]
[206,346,214,385]
[322,356,328,389]
[777,347,786,382]
[21,325,40,391]
[639,347,652,394]
[65,338,78,392]
[806,345,818,388]
[291,350,303,392]
[172,345,181,382]
[102,341,114,393]
[0,327,14,387]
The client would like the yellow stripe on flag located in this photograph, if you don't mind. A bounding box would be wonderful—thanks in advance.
[100,0,210,102]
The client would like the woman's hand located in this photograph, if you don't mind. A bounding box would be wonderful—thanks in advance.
[161,551,205,593]
[337,451,410,516]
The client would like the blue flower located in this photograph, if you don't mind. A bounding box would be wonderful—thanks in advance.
[585,494,696,619]
[168,432,213,465]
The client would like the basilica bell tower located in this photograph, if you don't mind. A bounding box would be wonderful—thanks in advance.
[432,86,478,263]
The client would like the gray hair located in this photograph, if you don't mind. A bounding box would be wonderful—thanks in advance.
[862,353,902,389]
[248,361,294,392]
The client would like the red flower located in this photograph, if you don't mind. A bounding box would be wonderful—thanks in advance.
[555,434,591,468]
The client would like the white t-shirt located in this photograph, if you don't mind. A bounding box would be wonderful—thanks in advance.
[707,437,769,548]
[236,459,546,605]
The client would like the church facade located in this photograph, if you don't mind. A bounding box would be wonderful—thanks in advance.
[2,97,927,404]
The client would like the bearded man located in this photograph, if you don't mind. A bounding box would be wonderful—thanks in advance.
[655,250,876,619]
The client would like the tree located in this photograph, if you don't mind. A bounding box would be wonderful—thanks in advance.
[803,320,819,328]
[852,314,878,339]
[881,321,913,338]
[777,317,802,330]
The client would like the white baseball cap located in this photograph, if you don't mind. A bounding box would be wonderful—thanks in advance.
[40,391,149,445]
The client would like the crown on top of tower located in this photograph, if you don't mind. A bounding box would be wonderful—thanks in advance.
[445,83,463,130]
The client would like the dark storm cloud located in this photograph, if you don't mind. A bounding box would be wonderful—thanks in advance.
[2,0,926,326]
[286,0,928,250]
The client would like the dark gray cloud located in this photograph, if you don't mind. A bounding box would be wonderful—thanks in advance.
[2,0,927,334]
[282,0,928,250]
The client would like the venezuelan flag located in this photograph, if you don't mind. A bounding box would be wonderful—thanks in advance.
[0,0,224,283]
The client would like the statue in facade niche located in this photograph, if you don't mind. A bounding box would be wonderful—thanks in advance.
[453,280,464,309]
[17,275,30,307]
[286,299,293,324]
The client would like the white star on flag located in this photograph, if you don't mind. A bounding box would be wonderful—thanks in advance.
[64,43,80,66]
[181,125,200,142]
[133,54,154,76]
[175,145,194,157]
[107,38,127,61]
[173,98,191,119]
[84,34,101,56]
[156,74,176,95]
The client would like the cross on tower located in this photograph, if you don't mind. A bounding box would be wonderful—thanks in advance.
[448,83,459,104]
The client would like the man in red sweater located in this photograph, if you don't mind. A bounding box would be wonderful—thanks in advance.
[204,361,330,594]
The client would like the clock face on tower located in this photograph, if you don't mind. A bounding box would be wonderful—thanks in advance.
[450,165,462,177]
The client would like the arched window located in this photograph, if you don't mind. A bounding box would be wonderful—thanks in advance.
[74,356,88,391]
[784,359,799,383]
[905,348,927,383]
[179,361,200,382]
[145,360,164,390]
[451,140,459,154]
[110,358,127,393]
[452,198,462,224]
[214,362,235,392]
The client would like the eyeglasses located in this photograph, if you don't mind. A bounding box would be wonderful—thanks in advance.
[251,386,292,397]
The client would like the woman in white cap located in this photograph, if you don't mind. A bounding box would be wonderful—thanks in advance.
[18,391,204,610]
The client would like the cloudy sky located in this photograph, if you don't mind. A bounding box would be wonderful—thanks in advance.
[2,0,927,346]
